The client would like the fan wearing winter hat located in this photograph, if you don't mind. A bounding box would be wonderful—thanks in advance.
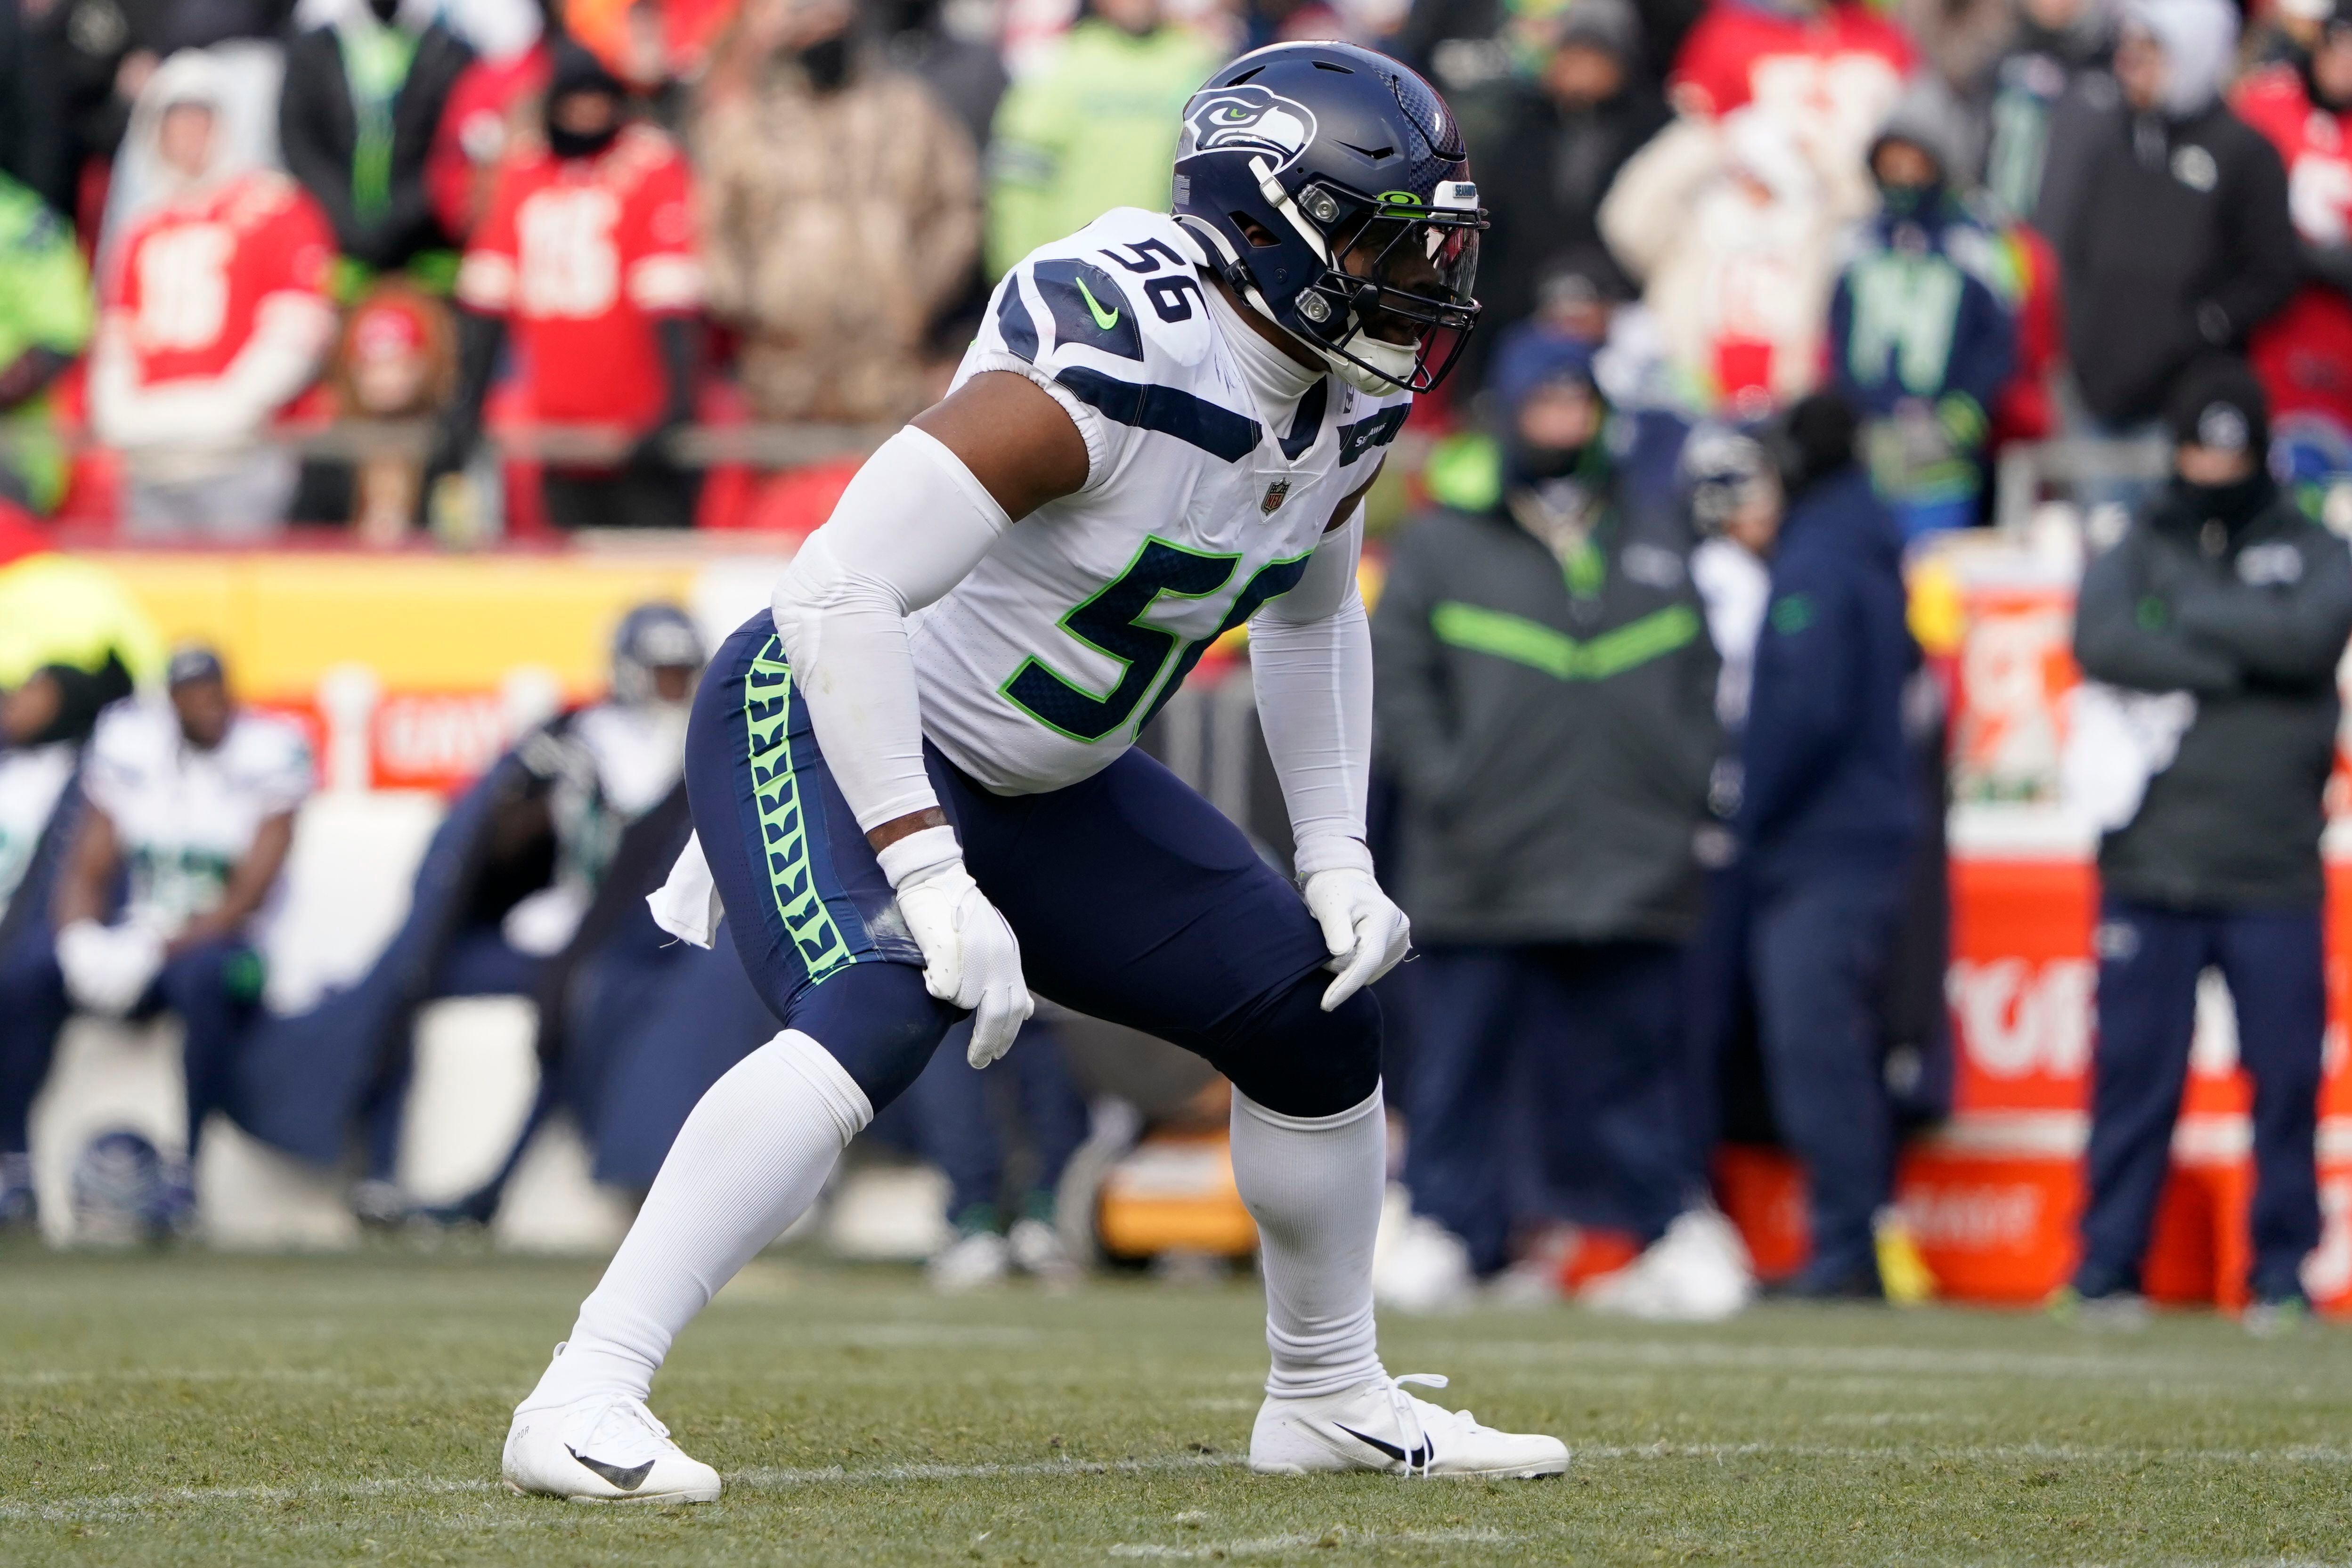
[2065,355,2352,1332]
[2045,0,2300,438]
[1367,330,1741,1321]
[1828,77,2017,540]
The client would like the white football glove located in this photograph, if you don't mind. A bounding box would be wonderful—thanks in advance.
[878,826,1032,1068]
[55,919,166,1018]
[1296,838,1410,1013]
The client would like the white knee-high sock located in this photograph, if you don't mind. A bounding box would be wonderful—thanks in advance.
[1230,1085,1387,1400]
[525,1029,871,1408]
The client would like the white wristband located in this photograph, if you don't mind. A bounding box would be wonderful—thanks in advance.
[1291,834,1375,881]
[874,824,964,891]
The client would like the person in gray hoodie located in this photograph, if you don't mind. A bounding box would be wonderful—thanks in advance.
[1370,330,1750,1319]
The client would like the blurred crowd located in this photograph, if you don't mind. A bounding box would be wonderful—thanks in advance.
[5,0,2351,1322]
[0,0,2333,541]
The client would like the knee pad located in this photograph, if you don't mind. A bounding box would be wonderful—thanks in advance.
[1210,975,1382,1121]
[784,961,959,1113]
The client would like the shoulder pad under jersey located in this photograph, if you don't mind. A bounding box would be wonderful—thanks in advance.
[983,208,1224,373]
[976,208,1262,463]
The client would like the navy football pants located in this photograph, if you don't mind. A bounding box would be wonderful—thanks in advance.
[0,926,257,1158]
[0,922,70,1155]
[903,1015,1091,1228]
[1751,860,1904,1291]
[1402,942,1689,1274]
[685,615,1382,1122]
[2076,898,2323,1302]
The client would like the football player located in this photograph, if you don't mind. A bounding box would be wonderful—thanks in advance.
[47,647,313,1233]
[502,42,1569,1502]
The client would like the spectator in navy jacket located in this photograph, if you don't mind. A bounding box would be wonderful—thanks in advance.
[1830,80,2017,539]
[1738,393,1921,1299]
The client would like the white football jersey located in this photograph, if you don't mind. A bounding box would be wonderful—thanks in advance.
[908,207,1410,796]
[83,700,313,938]
[570,701,688,820]
[0,742,75,911]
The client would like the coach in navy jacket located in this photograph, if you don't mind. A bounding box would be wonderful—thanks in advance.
[2066,359,2352,1319]
[1738,394,1921,1297]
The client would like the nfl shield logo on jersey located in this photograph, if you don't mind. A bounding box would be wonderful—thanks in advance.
[1261,480,1291,515]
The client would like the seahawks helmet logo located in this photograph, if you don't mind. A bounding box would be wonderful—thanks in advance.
[1180,86,1319,172]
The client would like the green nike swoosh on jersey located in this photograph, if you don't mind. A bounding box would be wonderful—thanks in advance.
[1075,277,1121,332]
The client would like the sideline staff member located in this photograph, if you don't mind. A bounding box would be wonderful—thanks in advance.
[2067,359,2352,1329]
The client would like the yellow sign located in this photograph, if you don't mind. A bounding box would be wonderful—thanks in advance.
[79,551,711,703]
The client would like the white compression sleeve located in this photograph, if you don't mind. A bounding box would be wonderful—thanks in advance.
[533,1029,872,1406]
[1249,510,1374,877]
[1232,1085,1387,1400]
[770,425,1011,833]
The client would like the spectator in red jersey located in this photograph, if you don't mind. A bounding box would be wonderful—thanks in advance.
[2236,0,2352,463]
[89,52,338,540]
[444,39,703,530]
[1669,0,1914,170]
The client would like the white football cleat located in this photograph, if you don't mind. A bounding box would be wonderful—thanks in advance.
[503,1381,720,1504]
[1006,1216,1082,1288]
[927,1229,1011,1293]
[1249,1372,1568,1479]
[1582,1208,1755,1324]
[1372,1211,1475,1315]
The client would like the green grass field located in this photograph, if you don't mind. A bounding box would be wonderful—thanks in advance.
[5,1244,2352,1566]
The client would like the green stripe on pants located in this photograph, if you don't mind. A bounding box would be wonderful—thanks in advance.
[745,637,855,983]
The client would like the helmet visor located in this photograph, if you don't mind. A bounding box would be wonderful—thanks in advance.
[1336,206,1481,337]
[1312,192,1484,391]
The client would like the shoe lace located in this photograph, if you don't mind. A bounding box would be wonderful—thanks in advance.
[1387,1373,1451,1478]
[584,1397,674,1457]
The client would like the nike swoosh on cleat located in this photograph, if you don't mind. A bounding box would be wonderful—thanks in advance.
[567,1446,655,1491]
[1335,1423,1432,1470]
[1075,277,1121,331]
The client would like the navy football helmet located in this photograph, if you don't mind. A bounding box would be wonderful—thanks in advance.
[71,1128,165,1245]
[1680,424,1779,535]
[610,602,705,707]
[1172,41,1486,395]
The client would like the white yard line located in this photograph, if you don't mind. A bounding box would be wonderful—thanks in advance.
[0,1367,349,1387]
[725,1453,1237,1489]
[1422,1336,2340,1385]
[1110,1528,1529,1559]
[0,1453,1238,1525]
[1572,1439,2352,1465]
[13,1438,2352,1527]
[0,1475,497,1524]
